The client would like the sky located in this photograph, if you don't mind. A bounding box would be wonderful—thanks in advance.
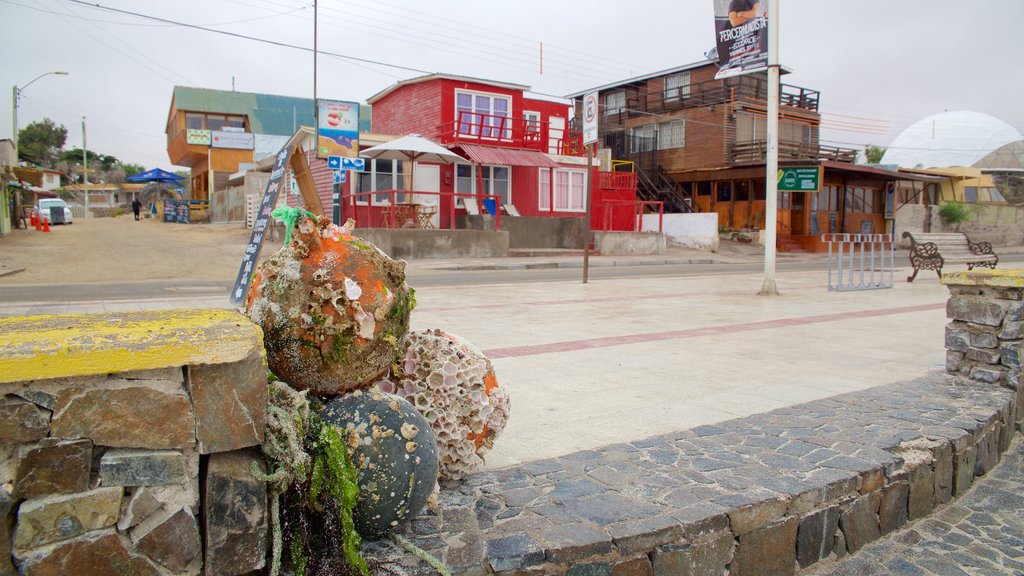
[2,0,1023,172]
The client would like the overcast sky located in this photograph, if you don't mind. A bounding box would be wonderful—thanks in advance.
[3,0,1022,171]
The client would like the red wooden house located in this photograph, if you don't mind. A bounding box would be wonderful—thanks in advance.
[346,74,641,231]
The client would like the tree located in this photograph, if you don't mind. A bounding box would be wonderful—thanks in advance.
[18,118,67,168]
[864,145,887,164]
[122,163,146,177]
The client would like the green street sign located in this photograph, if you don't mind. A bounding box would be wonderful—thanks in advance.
[777,166,821,192]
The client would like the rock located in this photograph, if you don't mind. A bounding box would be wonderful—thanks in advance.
[320,390,439,539]
[186,350,266,454]
[51,381,195,449]
[116,488,163,531]
[13,439,92,499]
[204,450,267,576]
[946,296,1005,327]
[838,493,881,554]
[1,491,16,576]
[12,487,122,553]
[732,517,799,576]
[16,530,159,576]
[0,395,50,442]
[133,507,201,573]
[245,213,414,394]
[797,505,839,568]
[879,481,909,536]
[485,532,543,572]
[99,449,189,487]
[726,497,788,536]
[651,530,734,576]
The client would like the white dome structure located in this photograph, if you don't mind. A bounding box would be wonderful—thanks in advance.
[881,111,1024,169]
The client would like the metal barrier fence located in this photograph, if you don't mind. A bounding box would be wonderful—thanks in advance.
[823,234,895,291]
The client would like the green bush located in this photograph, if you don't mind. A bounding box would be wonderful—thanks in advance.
[112,207,125,217]
[939,202,971,230]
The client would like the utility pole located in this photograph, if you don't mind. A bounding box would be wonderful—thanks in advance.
[82,116,89,215]
[758,0,780,296]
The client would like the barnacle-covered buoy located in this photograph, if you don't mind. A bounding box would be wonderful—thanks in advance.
[245,213,415,395]
[380,329,510,481]
[320,389,439,539]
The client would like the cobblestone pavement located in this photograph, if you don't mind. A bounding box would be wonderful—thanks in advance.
[805,436,1024,576]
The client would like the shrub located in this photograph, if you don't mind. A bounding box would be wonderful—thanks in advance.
[939,202,971,230]
[111,207,125,217]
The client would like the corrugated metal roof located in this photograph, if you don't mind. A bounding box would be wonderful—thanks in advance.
[456,144,559,167]
[171,86,372,136]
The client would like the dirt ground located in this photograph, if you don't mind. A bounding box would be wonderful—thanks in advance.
[0,216,284,284]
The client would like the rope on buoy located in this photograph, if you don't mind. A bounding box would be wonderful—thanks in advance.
[271,206,316,245]
[390,533,452,576]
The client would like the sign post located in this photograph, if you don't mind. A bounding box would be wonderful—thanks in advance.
[230,144,292,306]
[581,91,599,284]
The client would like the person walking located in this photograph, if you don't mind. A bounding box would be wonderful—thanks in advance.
[131,198,142,221]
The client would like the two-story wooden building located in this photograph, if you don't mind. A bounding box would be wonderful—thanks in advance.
[568,61,931,251]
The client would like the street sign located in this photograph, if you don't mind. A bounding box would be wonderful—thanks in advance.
[332,170,347,184]
[327,156,342,170]
[777,166,821,192]
[582,91,599,145]
[341,157,364,171]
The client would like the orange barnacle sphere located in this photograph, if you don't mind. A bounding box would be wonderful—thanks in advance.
[245,214,414,395]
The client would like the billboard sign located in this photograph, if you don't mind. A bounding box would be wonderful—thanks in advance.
[186,129,211,145]
[777,166,821,192]
[317,99,359,159]
[582,91,599,145]
[713,0,769,79]
[211,130,255,150]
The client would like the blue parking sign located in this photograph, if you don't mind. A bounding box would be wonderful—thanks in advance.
[327,156,342,170]
[341,157,365,171]
[332,170,347,184]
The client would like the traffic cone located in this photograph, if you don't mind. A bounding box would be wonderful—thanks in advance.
[30,211,37,228]
[41,218,50,233]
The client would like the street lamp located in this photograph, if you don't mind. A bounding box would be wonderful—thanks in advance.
[11,70,69,159]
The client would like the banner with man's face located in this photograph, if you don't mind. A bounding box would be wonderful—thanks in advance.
[713,0,769,79]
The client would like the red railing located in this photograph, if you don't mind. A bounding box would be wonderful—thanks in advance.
[343,189,501,231]
[434,112,584,156]
[599,200,664,233]
[599,171,638,192]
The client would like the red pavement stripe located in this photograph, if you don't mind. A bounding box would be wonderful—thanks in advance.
[482,301,945,359]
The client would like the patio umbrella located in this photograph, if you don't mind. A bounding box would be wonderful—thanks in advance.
[126,168,186,184]
[359,134,464,194]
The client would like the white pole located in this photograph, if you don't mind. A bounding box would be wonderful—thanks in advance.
[759,0,780,296]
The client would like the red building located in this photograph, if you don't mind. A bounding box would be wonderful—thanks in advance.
[346,74,640,231]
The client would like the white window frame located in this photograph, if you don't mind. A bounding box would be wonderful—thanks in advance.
[455,89,512,140]
[665,72,691,100]
[353,158,404,206]
[604,90,625,117]
[523,110,541,134]
[630,124,656,153]
[456,163,512,207]
[657,120,685,150]
[538,168,586,213]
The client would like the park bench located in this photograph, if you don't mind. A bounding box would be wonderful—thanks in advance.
[902,231,998,282]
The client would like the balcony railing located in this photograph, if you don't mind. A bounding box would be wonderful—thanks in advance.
[435,112,584,156]
[730,140,857,165]
[619,78,820,121]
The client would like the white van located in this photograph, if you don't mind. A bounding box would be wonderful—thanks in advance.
[35,198,73,225]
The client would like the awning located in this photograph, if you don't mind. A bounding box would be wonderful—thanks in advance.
[456,144,560,168]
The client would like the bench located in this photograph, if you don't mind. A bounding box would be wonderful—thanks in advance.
[902,231,998,282]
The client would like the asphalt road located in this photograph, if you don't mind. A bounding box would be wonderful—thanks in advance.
[2,254,1022,304]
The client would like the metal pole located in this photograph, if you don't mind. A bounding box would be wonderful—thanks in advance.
[82,116,89,215]
[11,86,18,158]
[583,144,594,284]
[759,0,780,296]
[313,0,318,129]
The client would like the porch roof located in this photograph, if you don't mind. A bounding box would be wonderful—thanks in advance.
[666,161,945,183]
[455,144,560,168]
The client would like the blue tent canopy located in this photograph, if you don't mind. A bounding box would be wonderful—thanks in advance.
[126,168,185,183]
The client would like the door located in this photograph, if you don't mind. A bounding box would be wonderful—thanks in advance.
[548,116,565,154]
[413,164,440,228]
[791,192,807,235]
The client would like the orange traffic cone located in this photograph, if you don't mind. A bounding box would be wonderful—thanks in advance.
[29,211,37,228]
[41,218,50,232]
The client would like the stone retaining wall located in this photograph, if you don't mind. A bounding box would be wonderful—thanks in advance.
[367,270,1024,575]
[0,310,269,576]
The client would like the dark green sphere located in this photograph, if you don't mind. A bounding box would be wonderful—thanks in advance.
[320,389,439,539]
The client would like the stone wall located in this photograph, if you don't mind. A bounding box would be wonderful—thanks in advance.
[896,203,1024,248]
[944,269,1024,430]
[641,212,720,251]
[0,310,269,576]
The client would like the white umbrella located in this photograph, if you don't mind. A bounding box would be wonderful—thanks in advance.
[359,134,465,194]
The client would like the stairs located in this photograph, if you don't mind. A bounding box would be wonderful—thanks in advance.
[777,235,808,253]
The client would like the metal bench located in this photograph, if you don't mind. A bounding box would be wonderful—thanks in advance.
[902,231,998,282]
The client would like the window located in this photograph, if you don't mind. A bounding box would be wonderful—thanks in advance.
[455,164,511,206]
[456,90,511,139]
[354,158,405,205]
[604,90,625,117]
[206,115,226,131]
[185,113,204,130]
[657,120,685,150]
[630,124,656,153]
[665,72,691,100]
[538,168,586,212]
[226,116,245,129]
[964,186,978,202]
[523,111,541,134]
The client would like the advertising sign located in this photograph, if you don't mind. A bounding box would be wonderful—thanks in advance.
[230,144,293,305]
[332,170,347,185]
[317,99,359,159]
[186,129,211,145]
[211,130,255,150]
[777,166,821,192]
[341,157,364,171]
[162,199,190,224]
[582,91,599,145]
[713,0,769,79]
